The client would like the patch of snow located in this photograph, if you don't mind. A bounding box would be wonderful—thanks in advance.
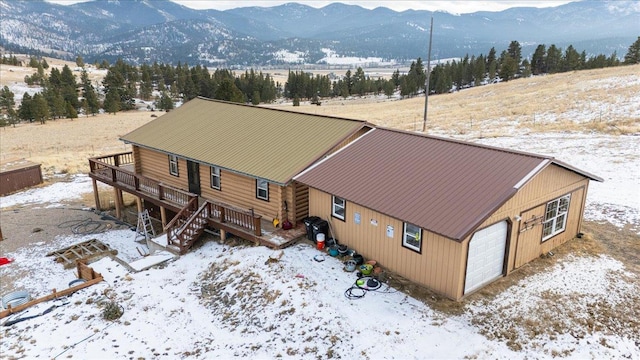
[0,175,108,209]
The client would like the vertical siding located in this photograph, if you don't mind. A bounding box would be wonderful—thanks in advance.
[308,188,463,299]
[0,166,43,196]
[476,164,590,277]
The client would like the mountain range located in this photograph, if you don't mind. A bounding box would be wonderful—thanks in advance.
[0,0,638,67]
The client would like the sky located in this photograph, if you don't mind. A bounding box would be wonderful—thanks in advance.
[45,0,577,14]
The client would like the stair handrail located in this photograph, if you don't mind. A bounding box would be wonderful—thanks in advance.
[165,197,199,242]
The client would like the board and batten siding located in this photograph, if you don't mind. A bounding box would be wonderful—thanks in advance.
[308,187,464,299]
[456,164,590,297]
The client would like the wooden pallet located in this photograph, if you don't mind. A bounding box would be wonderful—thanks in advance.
[46,239,118,268]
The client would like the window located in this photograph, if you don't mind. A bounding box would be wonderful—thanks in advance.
[168,155,179,176]
[332,196,346,221]
[403,222,422,253]
[256,179,269,201]
[210,166,221,190]
[542,194,571,241]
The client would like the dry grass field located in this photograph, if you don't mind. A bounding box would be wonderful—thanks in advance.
[1,62,638,179]
[269,64,640,136]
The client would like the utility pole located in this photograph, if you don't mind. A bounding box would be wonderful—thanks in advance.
[422,16,434,133]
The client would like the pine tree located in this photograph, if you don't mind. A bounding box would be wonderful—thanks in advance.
[546,45,562,73]
[214,78,244,103]
[32,93,50,124]
[623,37,640,64]
[0,86,15,115]
[103,88,121,114]
[19,93,33,121]
[60,65,79,109]
[157,92,174,111]
[499,53,517,81]
[507,41,522,74]
[80,70,99,115]
[383,79,395,98]
[562,45,582,71]
[139,64,153,101]
[66,102,78,119]
[76,55,84,68]
[531,45,547,75]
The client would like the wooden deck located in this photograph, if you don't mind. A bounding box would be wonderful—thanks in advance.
[89,152,306,252]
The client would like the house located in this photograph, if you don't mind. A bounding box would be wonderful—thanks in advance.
[88,97,372,253]
[294,127,603,300]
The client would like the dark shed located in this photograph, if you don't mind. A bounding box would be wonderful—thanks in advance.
[0,159,43,196]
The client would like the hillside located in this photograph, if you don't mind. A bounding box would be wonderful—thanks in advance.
[269,64,640,137]
[1,64,638,178]
[0,0,637,66]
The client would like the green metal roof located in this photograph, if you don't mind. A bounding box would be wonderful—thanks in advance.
[120,97,369,185]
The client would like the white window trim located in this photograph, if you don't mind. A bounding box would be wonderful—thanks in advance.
[168,155,179,176]
[256,179,269,201]
[332,196,346,221]
[542,194,571,241]
[210,166,221,190]
[402,222,422,253]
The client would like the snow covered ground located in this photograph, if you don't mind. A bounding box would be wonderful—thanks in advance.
[0,132,638,359]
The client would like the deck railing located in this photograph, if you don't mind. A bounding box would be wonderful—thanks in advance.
[90,152,263,253]
[88,152,195,208]
[207,200,262,236]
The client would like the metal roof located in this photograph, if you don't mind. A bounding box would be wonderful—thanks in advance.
[295,127,602,241]
[120,97,370,185]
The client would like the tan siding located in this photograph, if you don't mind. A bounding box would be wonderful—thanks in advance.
[294,181,309,221]
[137,147,283,221]
[138,147,187,190]
[199,167,281,221]
[283,183,296,223]
[476,164,590,276]
[327,126,372,155]
[308,188,463,300]
[133,146,142,174]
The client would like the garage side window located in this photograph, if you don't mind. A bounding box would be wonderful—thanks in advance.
[210,166,221,190]
[332,196,346,221]
[403,222,422,253]
[542,194,571,241]
[168,155,179,176]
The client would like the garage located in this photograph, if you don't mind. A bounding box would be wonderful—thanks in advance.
[464,221,508,294]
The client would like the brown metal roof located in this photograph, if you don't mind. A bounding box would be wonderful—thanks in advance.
[295,127,602,241]
[120,97,370,185]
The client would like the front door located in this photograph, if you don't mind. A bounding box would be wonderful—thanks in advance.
[187,160,200,195]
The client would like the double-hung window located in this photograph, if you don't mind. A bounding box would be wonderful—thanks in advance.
[542,194,571,241]
[168,155,179,176]
[210,166,221,190]
[403,222,422,253]
[332,196,346,221]
[256,179,269,201]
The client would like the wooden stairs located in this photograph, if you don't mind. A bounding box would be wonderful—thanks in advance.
[165,198,209,254]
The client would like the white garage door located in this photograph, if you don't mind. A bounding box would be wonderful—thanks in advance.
[464,221,508,294]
